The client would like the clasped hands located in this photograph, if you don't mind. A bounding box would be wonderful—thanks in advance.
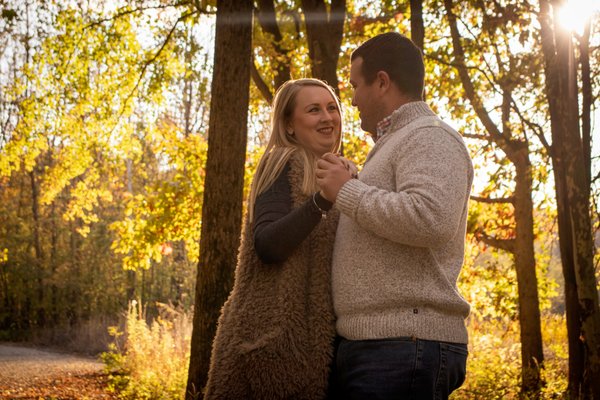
[316,153,358,203]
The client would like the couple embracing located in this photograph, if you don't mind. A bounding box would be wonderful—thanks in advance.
[204,32,473,400]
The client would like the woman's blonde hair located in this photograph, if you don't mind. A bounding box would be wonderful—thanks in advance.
[248,78,343,221]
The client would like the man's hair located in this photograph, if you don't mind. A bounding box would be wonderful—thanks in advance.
[351,32,424,100]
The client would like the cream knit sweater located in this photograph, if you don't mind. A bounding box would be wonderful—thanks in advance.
[332,101,473,344]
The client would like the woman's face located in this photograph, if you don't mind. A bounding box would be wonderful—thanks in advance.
[287,86,341,157]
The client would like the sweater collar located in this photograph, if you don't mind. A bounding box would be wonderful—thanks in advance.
[375,101,435,141]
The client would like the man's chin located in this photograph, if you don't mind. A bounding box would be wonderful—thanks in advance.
[362,126,374,137]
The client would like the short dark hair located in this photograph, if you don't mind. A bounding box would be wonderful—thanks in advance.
[351,32,424,100]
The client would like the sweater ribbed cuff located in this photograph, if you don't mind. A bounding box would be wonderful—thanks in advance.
[336,179,368,217]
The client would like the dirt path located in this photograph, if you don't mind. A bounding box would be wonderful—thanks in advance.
[0,343,117,399]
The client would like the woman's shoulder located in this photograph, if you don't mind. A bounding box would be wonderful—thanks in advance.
[259,161,291,198]
[274,162,292,188]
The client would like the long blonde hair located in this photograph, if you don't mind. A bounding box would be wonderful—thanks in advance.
[248,79,343,222]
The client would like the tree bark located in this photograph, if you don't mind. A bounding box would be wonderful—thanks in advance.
[409,0,425,99]
[301,0,346,95]
[538,1,600,398]
[256,0,291,91]
[409,0,424,51]
[185,0,253,398]
[579,21,591,191]
[538,2,583,397]
[29,169,46,328]
[183,25,194,137]
[513,146,544,396]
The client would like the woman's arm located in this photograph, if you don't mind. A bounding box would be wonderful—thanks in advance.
[253,164,332,264]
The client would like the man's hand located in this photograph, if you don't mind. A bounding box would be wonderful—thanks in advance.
[338,156,359,179]
[316,153,354,202]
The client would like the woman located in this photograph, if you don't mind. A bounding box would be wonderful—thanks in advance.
[204,78,347,399]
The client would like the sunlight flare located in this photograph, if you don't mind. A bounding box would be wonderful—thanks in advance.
[557,0,598,35]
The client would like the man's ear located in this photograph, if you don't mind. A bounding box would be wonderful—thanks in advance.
[376,71,391,91]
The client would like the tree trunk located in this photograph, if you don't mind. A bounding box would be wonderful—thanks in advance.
[30,170,45,328]
[185,0,253,398]
[513,146,544,396]
[579,21,591,190]
[538,2,584,396]
[183,25,194,138]
[301,0,346,95]
[563,63,600,400]
[409,0,424,51]
[557,163,586,398]
[538,1,600,397]
[409,0,425,99]
[251,0,294,102]
[256,0,291,91]
[50,202,59,324]
[443,0,545,395]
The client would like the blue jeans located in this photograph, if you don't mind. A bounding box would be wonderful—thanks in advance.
[332,337,468,400]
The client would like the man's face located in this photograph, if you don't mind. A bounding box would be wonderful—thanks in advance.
[349,57,381,135]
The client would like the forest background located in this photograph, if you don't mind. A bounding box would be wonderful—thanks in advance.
[0,0,599,399]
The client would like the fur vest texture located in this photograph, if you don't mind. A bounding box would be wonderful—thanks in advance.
[204,154,339,400]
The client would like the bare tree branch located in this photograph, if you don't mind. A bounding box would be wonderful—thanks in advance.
[254,0,291,90]
[424,53,499,93]
[510,96,552,153]
[84,3,192,30]
[251,60,273,103]
[443,0,525,163]
[592,170,600,184]
[111,12,194,132]
[463,133,491,141]
[471,195,515,204]
[475,229,516,253]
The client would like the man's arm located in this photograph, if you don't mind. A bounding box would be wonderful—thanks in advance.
[323,128,473,247]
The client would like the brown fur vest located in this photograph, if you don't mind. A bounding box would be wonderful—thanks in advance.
[204,154,339,399]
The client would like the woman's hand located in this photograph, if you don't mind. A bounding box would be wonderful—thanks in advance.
[316,153,357,202]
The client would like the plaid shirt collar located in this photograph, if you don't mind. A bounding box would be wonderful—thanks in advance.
[375,107,400,141]
[374,102,434,142]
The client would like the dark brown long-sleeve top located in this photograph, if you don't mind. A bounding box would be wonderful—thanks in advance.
[253,163,333,264]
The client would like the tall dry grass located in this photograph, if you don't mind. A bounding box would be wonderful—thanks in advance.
[102,301,192,399]
[102,302,568,399]
[452,314,568,399]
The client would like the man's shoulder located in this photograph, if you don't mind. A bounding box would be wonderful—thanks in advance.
[408,118,467,151]
[386,117,461,146]
[385,118,473,171]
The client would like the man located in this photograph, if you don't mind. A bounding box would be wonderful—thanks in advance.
[316,32,473,399]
